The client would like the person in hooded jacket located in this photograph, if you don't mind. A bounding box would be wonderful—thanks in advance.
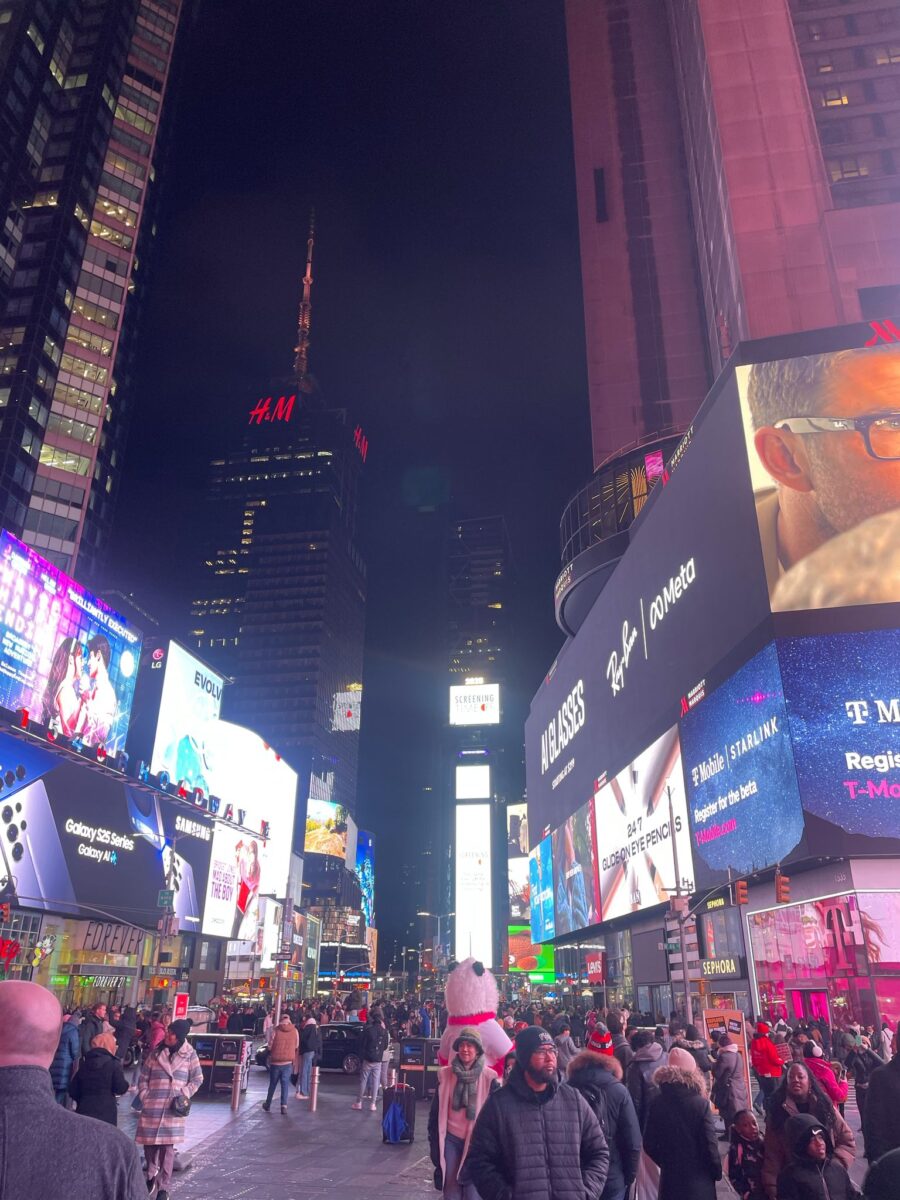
[801,1041,848,1109]
[775,1113,859,1200]
[49,1008,81,1105]
[672,1024,715,1078]
[68,1030,129,1126]
[567,1041,641,1200]
[625,1029,668,1129]
[552,1018,578,1074]
[712,1034,750,1134]
[111,1005,137,1065]
[642,1062,722,1200]
[762,1062,855,1199]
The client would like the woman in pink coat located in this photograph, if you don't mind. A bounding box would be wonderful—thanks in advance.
[801,1042,848,1109]
[136,1020,203,1199]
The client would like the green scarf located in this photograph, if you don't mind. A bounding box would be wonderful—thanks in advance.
[450,1053,484,1121]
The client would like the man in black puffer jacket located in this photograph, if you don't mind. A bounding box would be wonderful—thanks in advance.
[467,1025,609,1200]
[567,1048,641,1200]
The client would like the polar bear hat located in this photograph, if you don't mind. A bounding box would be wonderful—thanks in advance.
[438,956,512,1075]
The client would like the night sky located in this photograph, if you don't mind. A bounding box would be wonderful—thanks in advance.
[108,0,591,961]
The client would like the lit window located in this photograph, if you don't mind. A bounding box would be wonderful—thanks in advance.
[828,156,869,182]
[816,55,833,73]
[875,46,900,65]
[821,88,849,107]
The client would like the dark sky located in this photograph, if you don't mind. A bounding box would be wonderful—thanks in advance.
[109,0,591,960]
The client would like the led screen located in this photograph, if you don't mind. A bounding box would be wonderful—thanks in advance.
[456,763,490,800]
[455,804,492,964]
[507,803,528,859]
[0,531,141,753]
[150,642,224,790]
[593,725,694,921]
[304,798,354,860]
[508,855,529,923]
[528,835,555,943]
[356,829,375,927]
[508,924,555,982]
[199,721,297,942]
[331,689,361,732]
[551,796,601,934]
[680,642,806,887]
[0,732,211,931]
[449,683,500,726]
[736,345,900,613]
[779,628,900,854]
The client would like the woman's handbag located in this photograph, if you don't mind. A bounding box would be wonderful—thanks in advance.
[170,1093,191,1117]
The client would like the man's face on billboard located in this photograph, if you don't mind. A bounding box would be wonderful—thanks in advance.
[88,648,102,679]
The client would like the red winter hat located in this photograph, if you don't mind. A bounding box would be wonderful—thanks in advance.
[756,1022,770,1035]
[587,1028,614,1055]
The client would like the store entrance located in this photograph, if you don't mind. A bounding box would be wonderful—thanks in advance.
[788,989,830,1023]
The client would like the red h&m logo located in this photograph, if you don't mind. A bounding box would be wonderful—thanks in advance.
[865,319,900,346]
[353,424,369,462]
[248,394,296,425]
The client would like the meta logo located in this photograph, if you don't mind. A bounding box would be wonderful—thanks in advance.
[248,394,296,425]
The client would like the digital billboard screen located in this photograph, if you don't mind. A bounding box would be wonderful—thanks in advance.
[529,835,555,943]
[449,683,500,726]
[331,689,361,732]
[680,642,806,887]
[0,732,211,930]
[593,726,694,921]
[455,804,492,964]
[456,763,490,800]
[508,924,555,982]
[0,532,141,753]
[198,721,296,942]
[551,796,600,934]
[507,802,529,923]
[304,799,354,860]
[150,642,225,791]
[736,345,900,614]
[356,829,375,927]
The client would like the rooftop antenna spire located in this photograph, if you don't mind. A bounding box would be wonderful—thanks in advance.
[293,209,315,387]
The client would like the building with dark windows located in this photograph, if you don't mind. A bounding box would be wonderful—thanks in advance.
[0,0,189,574]
[447,515,512,683]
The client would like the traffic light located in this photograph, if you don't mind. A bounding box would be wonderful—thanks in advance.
[734,879,749,905]
[775,871,791,905]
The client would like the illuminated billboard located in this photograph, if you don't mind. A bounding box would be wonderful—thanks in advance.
[199,721,297,942]
[551,797,601,934]
[508,801,529,923]
[529,835,555,943]
[356,829,375,927]
[0,531,141,753]
[304,799,355,860]
[150,642,225,791]
[593,725,694,922]
[449,683,500,726]
[508,925,555,983]
[455,804,492,964]
[456,763,490,800]
[736,345,900,613]
[331,688,362,732]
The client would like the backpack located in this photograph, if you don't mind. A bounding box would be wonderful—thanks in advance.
[579,1080,612,1143]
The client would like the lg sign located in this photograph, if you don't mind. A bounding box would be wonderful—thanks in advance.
[449,683,501,727]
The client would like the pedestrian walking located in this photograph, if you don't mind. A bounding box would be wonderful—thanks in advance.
[0,980,146,1200]
[728,1109,766,1200]
[775,1113,859,1200]
[844,1040,883,1126]
[352,1006,388,1111]
[567,1041,642,1200]
[751,1021,784,1109]
[552,1018,578,1073]
[68,1030,129,1125]
[428,1027,499,1200]
[863,1043,900,1163]
[80,1001,107,1056]
[762,1061,855,1199]
[49,1007,81,1105]
[712,1034,750,1134]
[111,1005,138,1065]
[643,1061,722,1200]
[625,1029,668,1128]
[466,1024,610,1200]
[262,1012,299,1114]
[296,1014,320,1100]
[607,1011,634,1074]
[135,1020,203,1199]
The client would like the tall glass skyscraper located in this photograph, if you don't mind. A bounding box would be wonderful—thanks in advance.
[0,0,189,574]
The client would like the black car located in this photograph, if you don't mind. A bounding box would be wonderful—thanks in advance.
[255,1023,366,1075]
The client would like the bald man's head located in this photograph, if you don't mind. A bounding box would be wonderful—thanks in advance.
[0,981,62,1068]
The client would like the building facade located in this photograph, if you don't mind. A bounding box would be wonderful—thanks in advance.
[0,0,188,574]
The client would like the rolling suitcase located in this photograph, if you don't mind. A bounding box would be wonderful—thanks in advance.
[382,1080,416,1143]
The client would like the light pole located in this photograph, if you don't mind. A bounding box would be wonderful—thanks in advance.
[417,911,454,978]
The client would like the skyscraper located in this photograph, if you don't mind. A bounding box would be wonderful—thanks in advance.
[566,0,900,467]
[188,227,367,822]
[0,0,189,573]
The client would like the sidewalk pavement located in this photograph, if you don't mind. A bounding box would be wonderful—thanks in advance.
[115,1062,873,1199]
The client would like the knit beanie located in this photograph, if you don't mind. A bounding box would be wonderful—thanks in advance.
[452,1026,484,1055]
[756,1021,770,1035]
[586,1027,614,1055]
[515,1024,555,1068]
[668,1046,700,1074]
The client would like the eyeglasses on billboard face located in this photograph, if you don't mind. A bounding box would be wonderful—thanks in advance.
[772,413,900,460]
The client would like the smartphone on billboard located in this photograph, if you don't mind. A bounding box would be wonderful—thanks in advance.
[162,843,201,931]
[0,780,77,912]
[125,787,166,850]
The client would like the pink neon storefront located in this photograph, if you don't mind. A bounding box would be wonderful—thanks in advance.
[746,867,900,1030]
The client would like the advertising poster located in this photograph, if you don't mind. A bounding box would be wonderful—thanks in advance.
[507,802,530,923]
[528,835,555,943]
[455,804,492,965]
[679,642,806,886]
[736,345,900,612]
[508,924,555,982]
[304,798,353,859]
[449,683,501,727]
[780,628,900,854]
[150,642,224,791]
[331,688,361,732]
[198,720,297,942]
[456,762,491,800]
[593,726,695,921]
[0,532,141,753]
[702,1009,752,1113]
[551,796,601,934]
[507,803,528,857]
[0,731,211,929]
[356,829,375,927]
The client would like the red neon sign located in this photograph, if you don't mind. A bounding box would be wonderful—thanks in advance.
[353,424,368,462]
[248,394,296,425]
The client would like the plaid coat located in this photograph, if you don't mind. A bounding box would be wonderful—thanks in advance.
[135,1042,203,1145]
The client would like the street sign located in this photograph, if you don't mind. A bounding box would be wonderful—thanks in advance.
[664,941,680,952]
[157,889,175,909]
